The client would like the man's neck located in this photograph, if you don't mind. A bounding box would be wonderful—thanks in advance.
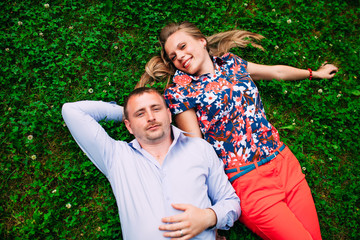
[140,137,172,165]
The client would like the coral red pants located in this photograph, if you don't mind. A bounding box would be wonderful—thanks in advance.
[232,146,322,240]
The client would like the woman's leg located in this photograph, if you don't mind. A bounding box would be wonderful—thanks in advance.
[233,146,322,240]
[239,200,313,240]
[283,148,322,240]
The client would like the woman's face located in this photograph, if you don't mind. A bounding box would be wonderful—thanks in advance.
[164,30,212,76]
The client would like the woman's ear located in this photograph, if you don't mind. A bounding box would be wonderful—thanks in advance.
[200,38,207,48]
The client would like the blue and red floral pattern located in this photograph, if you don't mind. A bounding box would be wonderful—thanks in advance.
[164,53,282,168]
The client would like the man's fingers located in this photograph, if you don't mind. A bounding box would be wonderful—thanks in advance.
[159,221,181,231]
[161,212,186,223]
[162,228,188,239]
[161,203,193,223]
[171,203,191,211]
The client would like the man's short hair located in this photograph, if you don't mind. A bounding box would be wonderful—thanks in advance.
[123,87,167,119]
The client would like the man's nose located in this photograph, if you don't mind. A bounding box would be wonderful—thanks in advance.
[147,111,155,122]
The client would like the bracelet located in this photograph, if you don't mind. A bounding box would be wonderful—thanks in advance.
[308,68,312,80]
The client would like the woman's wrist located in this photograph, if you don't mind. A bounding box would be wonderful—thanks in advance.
[307,68,313,80]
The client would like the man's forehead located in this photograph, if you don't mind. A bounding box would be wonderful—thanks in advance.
[128,92,165,110]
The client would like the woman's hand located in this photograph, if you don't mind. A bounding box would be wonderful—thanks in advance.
[313,62,338,79]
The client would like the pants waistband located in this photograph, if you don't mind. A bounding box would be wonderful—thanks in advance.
[225,144,286,183]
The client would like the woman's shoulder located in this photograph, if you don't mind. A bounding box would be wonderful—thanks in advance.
[220,52,248,67]
[220,52,239,60]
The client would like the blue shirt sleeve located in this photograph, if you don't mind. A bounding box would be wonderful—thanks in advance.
[62,101,124,177]
[203,140,241,229]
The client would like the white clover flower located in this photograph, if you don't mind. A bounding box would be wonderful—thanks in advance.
[114,45,118,49]
[5,48,10,52]
[293,52,297,55]
[318,89,323,94]
[310,119,313,123]
[97,227,102,232]
[283,90,287,94]
[8,107,12,111]
[39,32,44,36]
[52,189,57,194]
[337,94,341,98]
[66,203,72,209]
[69,26,73,30]
[272,9,276,12]
[339,129,343,132]
[44,3,50,8]
[302,167,306,171]
[303,56,306,59]
[18,21,23,26]
[31,155,37,160]
[275,45,279,50]
[329,43,333,47]
[287,19,292,24]
[27,135,33,140]
[103,90,107,93]
[292,122,296,125]
[314,36,318,39]
[63,123,67,127]
[329,158,332,161]
[88,88,93,93]
[244,3,248,7]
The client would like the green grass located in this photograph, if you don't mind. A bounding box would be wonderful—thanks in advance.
[1,0,359,239]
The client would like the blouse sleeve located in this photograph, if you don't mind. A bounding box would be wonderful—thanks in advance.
[164,83,197,115]
[224,52,248,69]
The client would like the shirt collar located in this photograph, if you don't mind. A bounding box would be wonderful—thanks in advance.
[173,55,226,82]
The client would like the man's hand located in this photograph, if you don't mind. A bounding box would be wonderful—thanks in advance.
[159,203,217,239]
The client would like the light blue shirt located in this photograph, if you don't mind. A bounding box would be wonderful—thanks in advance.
[62,100,240,240]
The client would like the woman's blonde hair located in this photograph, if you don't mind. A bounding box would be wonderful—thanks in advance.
[137,21,264,88]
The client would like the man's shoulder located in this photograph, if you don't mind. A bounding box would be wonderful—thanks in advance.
[179,134,214,152]
[172,126,214,152]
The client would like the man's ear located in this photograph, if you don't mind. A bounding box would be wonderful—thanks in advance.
[167,108,172,124]
[124,119,133,134]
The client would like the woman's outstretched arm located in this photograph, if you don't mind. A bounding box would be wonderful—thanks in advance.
[247,61,338,81]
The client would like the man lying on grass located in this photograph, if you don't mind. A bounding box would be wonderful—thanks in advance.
[62,87,240,239]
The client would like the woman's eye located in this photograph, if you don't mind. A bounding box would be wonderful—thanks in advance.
[171,56,176,61]
[181,44,186,49]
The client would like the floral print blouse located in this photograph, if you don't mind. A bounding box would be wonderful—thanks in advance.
[164,53,282,169]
